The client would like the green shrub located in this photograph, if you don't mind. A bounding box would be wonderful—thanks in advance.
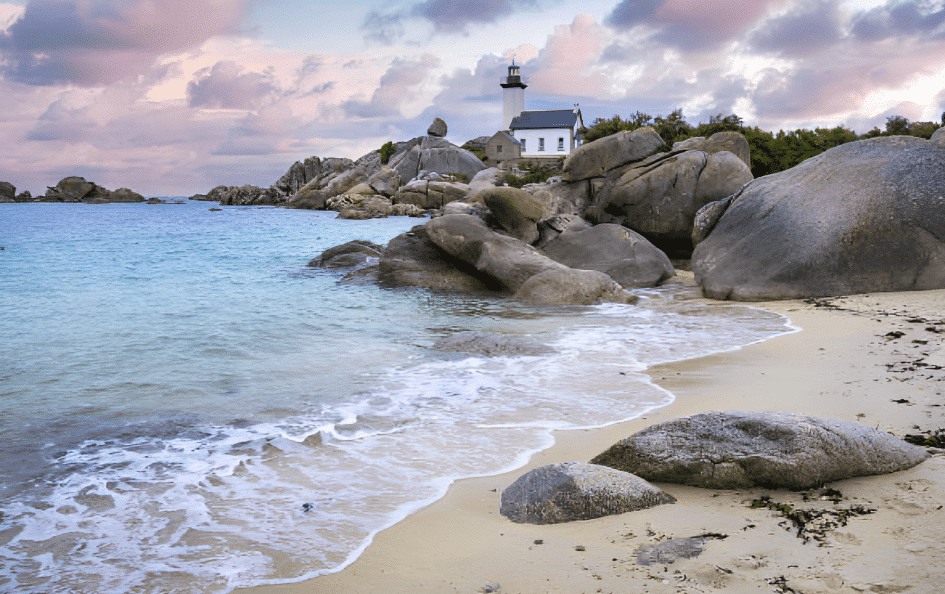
[379,141,395,164]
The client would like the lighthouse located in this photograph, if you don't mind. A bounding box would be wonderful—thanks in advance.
[500,61,527,130]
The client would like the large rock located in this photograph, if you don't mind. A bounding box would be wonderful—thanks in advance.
[273,157,321,195]
[522,178,592,217]
[45,176,95,201]
[213,185,283,206]
[562,127,665,182]
[500,462,676,524]
[43,177,146,203]
[367,166,401,197]
[377,225,498,292]
[512,268,637,306]
[931,126,945,147]
[591,411,930,490]
[425,214,569,292]
[467,167,502,197]
[417,136,486,181]
[673,131,751,168]
[427,117,448,138]
[326,194,393,218]
[693,136,945,300]
[0,181,15,202]
[586,149,753,251]
[286,157,361,209]
[392,180,471,210]
[481,186,546,244]
[541,223,675,288]
[308,240,384,268]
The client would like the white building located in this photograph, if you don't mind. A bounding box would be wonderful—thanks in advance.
[499,61,584,158]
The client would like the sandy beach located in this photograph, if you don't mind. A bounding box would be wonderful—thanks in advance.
[241,280,945,594]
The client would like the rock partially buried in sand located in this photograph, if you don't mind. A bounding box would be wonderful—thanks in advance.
[433,332,554,356]
[591,411,930,490]
[500,461,676,524]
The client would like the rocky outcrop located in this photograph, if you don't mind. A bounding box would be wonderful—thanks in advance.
[425,214,637,305]
[562,127,665,182]
[392,179,471,210]
[673,131,751,168]
[273,157,322,195]
[585,149,753,252]
[692,136,945,300]
[541,223,675,288]
[278,132,485,210]
[0,181,15,202]
[481,187,546,244]
[591,411,930,491]
[426,214,570,293]
[285,157,359,209]
[14,190,32,202]
[427,117,447,138]
[43,177,145,203]
[500,462,676,524]
[376,225,499,292]
[210,185,283,206]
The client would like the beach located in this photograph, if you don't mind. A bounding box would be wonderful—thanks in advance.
[240,278,945,594]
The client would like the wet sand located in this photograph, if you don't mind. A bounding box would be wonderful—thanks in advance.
[240,283,945,594]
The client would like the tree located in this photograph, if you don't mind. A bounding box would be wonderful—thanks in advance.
[885,115,910,136]
[653,109,694,146]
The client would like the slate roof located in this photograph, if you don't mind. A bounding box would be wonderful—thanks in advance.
[509,109,579,130]
[497,131,522,145]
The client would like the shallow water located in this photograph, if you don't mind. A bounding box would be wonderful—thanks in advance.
[0,201,793,592]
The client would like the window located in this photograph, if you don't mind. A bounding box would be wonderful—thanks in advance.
[538,138,545,151]
[521,138,526,151]
[497,145,503,153]
[558,137,564,151]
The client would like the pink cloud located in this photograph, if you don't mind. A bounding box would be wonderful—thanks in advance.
[527,14,608,97]
[0,0,247,86]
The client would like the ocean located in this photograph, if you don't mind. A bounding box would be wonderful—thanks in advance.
[0,201,793,593]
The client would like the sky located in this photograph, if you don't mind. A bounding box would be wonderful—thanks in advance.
[0,0,943,196]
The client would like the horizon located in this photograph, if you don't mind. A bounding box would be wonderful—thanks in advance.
[1,0,943,196]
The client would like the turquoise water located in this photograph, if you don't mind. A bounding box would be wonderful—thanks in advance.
[0,201,793,592]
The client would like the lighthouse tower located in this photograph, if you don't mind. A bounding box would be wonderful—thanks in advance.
[500,61,527,130]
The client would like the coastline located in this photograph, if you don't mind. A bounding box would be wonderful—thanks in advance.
[239,282,945,594]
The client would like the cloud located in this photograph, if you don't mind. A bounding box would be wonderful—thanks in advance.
[852,0,945,40]
[410,0,538,33]
[749,1,845,57]
[341,55,440,118]
[362,8,406,44]
[606,0,784,49]
[0,0,247,86]
[606,0,663,27]
[525,14,608,97]
[187,61,279,109]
